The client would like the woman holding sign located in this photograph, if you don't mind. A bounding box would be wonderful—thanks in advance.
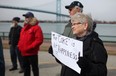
[68,13,108,76]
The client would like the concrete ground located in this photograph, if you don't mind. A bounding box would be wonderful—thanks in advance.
[3,49,116,76]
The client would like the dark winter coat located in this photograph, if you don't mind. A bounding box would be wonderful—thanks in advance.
[60,31,108,76]
[9,25,22,47]
[0,37,5,76]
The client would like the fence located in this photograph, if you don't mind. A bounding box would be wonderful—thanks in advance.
[0,32,9,40]
[0,32,51,40]
[0,32,116,43]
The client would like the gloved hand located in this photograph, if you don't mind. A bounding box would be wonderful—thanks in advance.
[77,57,92,70]
[48,46,53,54]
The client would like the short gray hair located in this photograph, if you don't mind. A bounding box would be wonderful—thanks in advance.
[71,13,93,33]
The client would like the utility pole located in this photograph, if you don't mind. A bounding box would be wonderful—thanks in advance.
[56,0,61,21]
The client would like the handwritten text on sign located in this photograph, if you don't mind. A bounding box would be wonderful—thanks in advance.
[51,32,83,74]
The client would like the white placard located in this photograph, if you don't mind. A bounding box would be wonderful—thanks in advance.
[51,32,83,74]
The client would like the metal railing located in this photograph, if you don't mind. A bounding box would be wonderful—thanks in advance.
[0,32,116,43]
[0,32,51,40]
[0,32,9,40]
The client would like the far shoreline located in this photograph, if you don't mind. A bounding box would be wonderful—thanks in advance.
[0,20,116,24]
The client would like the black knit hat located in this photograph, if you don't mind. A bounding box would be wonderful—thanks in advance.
[65,1,83,9]
[12,17,20,22]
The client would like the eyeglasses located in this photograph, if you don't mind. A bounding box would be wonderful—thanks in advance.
[72,22,82,26]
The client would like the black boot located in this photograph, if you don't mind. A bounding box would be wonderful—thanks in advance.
[9,67,18,71]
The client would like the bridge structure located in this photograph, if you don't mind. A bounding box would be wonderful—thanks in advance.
[0,0,69,21]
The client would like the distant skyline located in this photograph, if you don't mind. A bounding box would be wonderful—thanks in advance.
[0,0,116,21]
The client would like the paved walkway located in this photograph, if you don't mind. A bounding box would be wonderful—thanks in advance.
[3,49,116,76]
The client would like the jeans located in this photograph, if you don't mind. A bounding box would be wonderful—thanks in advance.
[23,55,39,76]
[10,45,24,69]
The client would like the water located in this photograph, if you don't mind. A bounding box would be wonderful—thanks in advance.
[0,22,66,33]
[0,22,116,42]
[95,24,116,42]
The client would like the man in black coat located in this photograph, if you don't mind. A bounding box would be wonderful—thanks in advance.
[9,17,24,73]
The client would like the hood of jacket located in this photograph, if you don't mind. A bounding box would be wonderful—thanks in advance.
[24,17,39,26]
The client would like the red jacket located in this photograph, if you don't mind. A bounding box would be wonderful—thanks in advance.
[18,18,43,56]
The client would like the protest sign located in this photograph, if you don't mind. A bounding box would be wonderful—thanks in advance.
[51,32,83,74]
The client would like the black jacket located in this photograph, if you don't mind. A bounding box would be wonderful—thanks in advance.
[60,31,107,76]
[9,25,22,46]
[0,37,5,76]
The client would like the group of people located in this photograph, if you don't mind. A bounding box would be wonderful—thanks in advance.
[0,1,108,76]
[8,12,43,76]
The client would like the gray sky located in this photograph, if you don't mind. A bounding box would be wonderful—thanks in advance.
[0,0,116,21]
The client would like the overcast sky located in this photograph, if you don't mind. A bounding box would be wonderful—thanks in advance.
[0,0,116,21]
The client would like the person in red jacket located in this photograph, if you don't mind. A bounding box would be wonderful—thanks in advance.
[18,12,43,76]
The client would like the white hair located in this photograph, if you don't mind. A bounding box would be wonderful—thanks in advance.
[71,13,93,33]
